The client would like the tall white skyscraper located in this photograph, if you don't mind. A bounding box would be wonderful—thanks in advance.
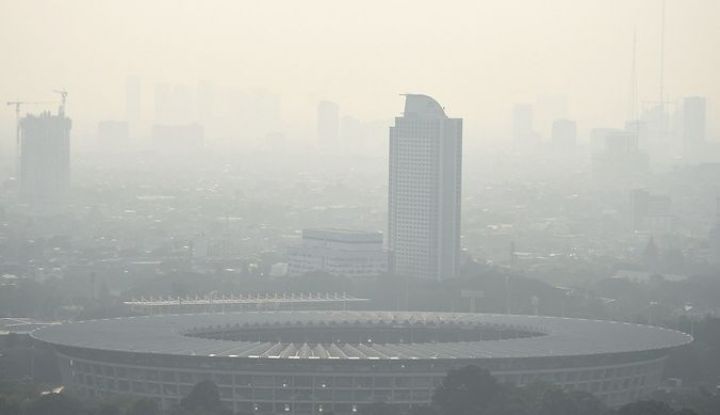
[388,94,462,280]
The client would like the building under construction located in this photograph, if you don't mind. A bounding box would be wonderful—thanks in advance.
[19,101,71,205]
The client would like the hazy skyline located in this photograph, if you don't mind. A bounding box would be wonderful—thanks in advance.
[1,0,719,141]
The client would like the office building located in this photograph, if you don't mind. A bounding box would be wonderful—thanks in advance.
[683,96,706,160]
[683,97,706,144]
[317,101,339,147]
[287,228,387,278]
[551,118,577,149]
[388,94,462,280]
[19,110,72,204]
[592,129,648,177]
[511,104,534,144]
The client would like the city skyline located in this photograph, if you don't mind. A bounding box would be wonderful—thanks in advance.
[1,0,719,141]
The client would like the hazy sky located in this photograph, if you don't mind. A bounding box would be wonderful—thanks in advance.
[1,0,718,140]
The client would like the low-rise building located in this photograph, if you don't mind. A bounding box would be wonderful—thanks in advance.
[287,228,387,277]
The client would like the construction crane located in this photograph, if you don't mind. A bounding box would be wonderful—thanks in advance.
[5,100,56,178]
[53,89,68,117]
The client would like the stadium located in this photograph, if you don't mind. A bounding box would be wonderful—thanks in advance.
[32,311,692,414]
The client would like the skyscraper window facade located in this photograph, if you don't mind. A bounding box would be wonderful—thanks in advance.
[388,94,462,280]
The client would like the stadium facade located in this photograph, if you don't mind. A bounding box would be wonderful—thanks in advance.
[32,311,692,413]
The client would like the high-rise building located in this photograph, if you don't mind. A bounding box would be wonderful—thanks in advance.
[683,96,706,144]
[512,104,534,144]
[317,101,339,147]
[287,228,387,278]
[388,94,462,280]
[19,110,72,204]
[551,118,577,149]
[683,96,706,161]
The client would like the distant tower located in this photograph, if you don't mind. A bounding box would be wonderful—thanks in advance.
[682,96,706,159]
[19,106,72,205]
[317,101,339,147]
[512,104,534,144]
[389,94,462,280]
[551,119,577,149]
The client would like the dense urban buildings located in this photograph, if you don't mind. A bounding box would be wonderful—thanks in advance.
[19,107,72,205]
[287,228,387,278]
[152,123,205,150]
[32,311,692,413]
[388,94,462,281]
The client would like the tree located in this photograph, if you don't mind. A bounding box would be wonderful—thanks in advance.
[432,365,507,415]
[25,393,83,415]
[360,402,399,415]
[538,389,606,415]
[127,398,159,415]
[407,406,437,415]
[180,380,230,415]
[617,400,678,415]
[0,396,21,415]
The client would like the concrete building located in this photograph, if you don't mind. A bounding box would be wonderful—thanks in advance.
[592,129,648,177]
[631,190,672,232]
[33,311,692,413]
[551,118,577,149]
[682,96,706,160]
[512,104,534,144]
[388,94,462,280]
[19,110,72,205]
[287,228,387,278]
[317,101,340,147]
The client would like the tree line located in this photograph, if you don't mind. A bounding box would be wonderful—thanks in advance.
[2,365,716,415]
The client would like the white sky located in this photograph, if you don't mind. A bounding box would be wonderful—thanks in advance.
[0,0,718,139]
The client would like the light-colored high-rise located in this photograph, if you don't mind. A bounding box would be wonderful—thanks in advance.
[317,100,340,147]
[388,94,462,280]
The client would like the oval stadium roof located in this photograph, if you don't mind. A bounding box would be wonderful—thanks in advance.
[32,311,692,361]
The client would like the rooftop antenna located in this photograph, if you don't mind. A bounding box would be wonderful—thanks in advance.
[53,89,68,117]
